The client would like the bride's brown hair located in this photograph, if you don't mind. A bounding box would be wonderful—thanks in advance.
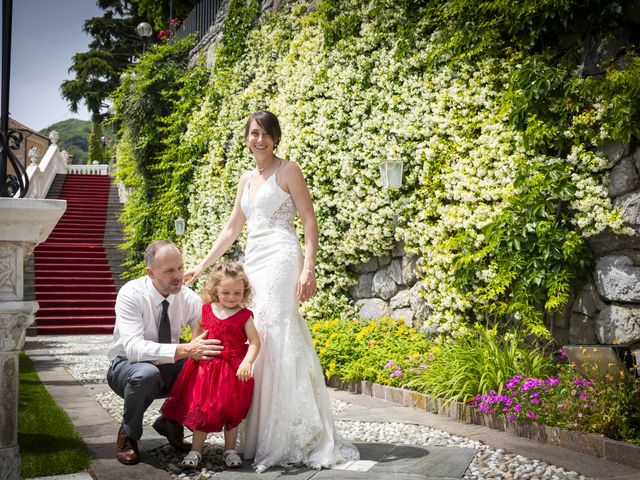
[201,261,253,307]
[244,110,282,148]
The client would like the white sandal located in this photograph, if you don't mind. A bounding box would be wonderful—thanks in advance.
[179,450,202,469]
[223,449,242,468]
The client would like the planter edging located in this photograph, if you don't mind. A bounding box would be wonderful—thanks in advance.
[326,376,640,469]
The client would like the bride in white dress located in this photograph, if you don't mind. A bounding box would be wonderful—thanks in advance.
[185,111,359,472]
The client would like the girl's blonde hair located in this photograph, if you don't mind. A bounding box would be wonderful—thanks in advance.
[201,261,253,307]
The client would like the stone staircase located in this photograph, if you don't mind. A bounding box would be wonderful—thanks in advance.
[25,173,127,335]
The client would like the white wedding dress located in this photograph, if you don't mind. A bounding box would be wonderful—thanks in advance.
[240,168,359,473]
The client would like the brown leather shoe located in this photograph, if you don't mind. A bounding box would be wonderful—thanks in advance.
[152,415,191,452]
[116,427,139,465]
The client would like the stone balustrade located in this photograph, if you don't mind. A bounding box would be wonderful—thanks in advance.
[0,198,66,479]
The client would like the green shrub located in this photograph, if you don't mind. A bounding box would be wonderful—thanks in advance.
[310,319,554,402]
[310,317,431,385]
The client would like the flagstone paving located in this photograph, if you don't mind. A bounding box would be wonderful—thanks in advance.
[24,336,640,480]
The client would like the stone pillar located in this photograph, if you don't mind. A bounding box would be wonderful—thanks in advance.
[0,198,65,480]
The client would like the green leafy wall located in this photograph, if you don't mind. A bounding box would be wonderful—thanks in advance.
[112,0,640,336]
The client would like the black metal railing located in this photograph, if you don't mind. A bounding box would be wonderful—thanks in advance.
[1,0,28,198]
[176,0,223,44]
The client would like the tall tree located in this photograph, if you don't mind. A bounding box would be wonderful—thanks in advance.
[61,0,149,122]
[61,0,200,122]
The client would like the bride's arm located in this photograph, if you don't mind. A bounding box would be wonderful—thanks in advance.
[184,173,249,285]
[283,162,318,301]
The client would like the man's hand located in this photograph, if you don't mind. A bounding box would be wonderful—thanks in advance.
[175,330,222,361]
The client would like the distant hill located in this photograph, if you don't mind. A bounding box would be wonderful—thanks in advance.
[41,119,91,164]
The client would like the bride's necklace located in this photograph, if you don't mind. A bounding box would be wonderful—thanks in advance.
[257,156,277,174]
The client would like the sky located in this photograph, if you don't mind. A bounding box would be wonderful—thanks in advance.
[5,0,103,131]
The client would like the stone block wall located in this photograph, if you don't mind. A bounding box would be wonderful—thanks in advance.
[582,143,640,363]
[348,241,430,327]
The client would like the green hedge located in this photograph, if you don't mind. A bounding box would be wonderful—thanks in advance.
[112,0,639,336]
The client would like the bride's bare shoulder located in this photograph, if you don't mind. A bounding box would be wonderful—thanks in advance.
[279,159,302,177]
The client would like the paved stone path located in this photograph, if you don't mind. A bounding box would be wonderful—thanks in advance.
[23,336,640,480]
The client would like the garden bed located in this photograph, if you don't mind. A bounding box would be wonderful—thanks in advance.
[327,376,640,469]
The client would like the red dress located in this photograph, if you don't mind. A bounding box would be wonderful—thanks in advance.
[161,305,254,432]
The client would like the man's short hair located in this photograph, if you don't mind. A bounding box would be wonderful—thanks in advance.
[144,240,179,267]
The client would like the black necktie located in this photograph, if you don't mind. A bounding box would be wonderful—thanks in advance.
[158,300,171,343]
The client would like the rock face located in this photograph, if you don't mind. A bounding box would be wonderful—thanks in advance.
[349,242,428,327]
[596,305,640,344]
[585,145,640,350]
[595,256,640,302]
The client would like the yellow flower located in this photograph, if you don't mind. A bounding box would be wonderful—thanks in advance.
[330,333,337,339]
[319,348,327,355]
[396,326,405,336]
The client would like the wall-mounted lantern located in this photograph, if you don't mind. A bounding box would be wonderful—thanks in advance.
[174,217,185,236]
[136,21,153,38]
[380,133,404,189]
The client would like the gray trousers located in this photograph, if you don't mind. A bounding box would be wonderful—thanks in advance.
[107,356,185,440]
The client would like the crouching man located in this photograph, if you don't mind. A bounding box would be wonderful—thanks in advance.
[107,240,223,465]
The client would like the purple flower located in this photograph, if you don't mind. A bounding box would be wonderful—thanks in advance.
[507,413,516,421]
[506,375,522,389]
[384,360,395,369]
[573,378,593,387]
[557,348,567,360]
[546,376,560,387]
[389,367,403,378]
[526,411,537,420]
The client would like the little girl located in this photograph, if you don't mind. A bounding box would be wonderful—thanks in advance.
[160,261,260,469]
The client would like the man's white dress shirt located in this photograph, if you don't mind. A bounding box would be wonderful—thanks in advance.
[108,276,202,364]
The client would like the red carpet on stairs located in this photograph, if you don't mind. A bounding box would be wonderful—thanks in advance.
[34,174,117,334]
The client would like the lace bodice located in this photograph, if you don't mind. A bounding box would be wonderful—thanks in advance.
[240,171,296,235]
